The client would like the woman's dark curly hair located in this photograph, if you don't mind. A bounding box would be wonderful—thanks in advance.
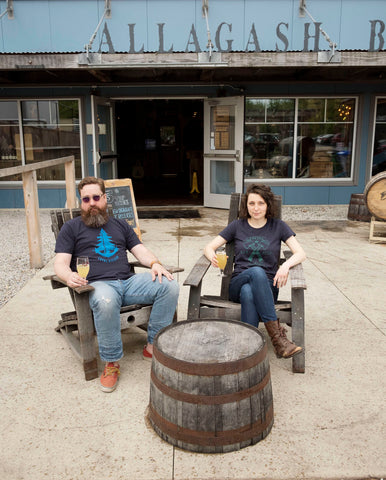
[239,184,275,219]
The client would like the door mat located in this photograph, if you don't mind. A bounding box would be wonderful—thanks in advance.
[138,209,201,219]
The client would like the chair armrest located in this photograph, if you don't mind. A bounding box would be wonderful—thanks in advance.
[129,260,184,274]
[283,251,307,289]
[43,274,95,294]
[183,255,211,288]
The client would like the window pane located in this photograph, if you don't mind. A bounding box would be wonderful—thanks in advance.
[300,122,353,178]
[210,105,235,150]
[372,98,386,175]
[326,98,355,122]
[298,98,324,122]
[266,99,295,122]
[0,101,21,181]
[21,100,81,180]
[245,99,267,122]
[244,98,295,179]
[210,160,235,194]
[300,98,355,178]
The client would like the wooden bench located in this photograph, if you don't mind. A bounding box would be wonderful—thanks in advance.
[183,193,306,373]
[44,206,183,381]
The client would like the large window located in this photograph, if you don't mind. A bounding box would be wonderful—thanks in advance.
[372,98,386,176]
[0,99,82,181]
[244,97,356,180]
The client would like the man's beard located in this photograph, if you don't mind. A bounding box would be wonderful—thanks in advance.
[81,206,109,228]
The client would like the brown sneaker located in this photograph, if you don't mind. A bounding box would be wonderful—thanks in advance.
[100,362,120,393]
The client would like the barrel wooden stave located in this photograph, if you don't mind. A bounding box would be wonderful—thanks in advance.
[347,193,371,222]
[364,172,386,221]
[148,319,274,453]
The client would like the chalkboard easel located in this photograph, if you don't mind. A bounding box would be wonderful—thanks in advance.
[105,178,142,240]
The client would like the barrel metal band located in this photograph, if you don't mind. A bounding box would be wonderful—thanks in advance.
[151,368,271,405]
[153,342,267,376]
[148,403,274,447]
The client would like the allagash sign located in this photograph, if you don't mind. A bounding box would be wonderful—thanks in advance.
[97,20,386,54]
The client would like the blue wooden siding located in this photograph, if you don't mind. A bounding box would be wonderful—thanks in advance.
[0,0,385,53]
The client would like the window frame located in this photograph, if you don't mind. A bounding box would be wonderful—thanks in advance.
[370,96,386,179]
[243,95,360,187]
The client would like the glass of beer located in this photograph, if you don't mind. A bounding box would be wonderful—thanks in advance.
[216,247,227,277]
[76,256,90,279]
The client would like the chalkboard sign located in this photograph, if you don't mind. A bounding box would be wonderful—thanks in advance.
[105,178,142,240]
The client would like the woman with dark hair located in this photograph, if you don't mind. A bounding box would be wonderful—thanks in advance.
[204,184,306,359]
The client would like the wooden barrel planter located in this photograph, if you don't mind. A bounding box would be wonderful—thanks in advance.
[364,172,386,221]
[347,193,371,222]
[148,319,273,453]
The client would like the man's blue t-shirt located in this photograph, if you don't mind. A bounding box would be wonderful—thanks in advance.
[55,216,142,282]
[219,218,295,280]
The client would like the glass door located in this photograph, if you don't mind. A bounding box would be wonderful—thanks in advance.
[203,96,244,208]
[91,96,117,179]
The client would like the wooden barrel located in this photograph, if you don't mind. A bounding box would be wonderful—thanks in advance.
[347,193,371,222]
[364,172,386,221]
[148,319,273,453]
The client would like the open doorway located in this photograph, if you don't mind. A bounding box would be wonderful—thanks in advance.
[115,99,203,206]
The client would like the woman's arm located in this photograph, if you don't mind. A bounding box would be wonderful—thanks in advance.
[273,235,306,288]
[204,235,227,268]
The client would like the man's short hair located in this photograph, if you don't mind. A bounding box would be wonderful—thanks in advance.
[77,176,105,195]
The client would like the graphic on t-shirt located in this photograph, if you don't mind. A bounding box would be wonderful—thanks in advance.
[94,229,119,258]
[243,236,269,264]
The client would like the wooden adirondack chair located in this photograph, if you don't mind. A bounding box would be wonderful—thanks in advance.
[183,193,306,373]
[44,206,183,381]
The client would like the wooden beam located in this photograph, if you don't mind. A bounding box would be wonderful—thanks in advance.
[22,170,43,268]
[0,155,75,178]
[64,159,77,209]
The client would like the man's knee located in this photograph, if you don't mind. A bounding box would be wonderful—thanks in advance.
[89,282,120,312]
[158,278,179,299]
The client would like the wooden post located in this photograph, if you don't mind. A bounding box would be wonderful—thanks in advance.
[64,159,77,209]
[22,170,44,268]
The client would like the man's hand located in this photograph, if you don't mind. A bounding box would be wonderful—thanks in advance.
[151,262,174,283]
[66,271,88,288]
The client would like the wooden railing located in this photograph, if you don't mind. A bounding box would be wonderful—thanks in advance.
[0,156,77,268]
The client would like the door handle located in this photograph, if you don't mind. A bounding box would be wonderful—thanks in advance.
[235,150,241,162]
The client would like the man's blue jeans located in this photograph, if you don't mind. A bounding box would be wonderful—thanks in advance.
[229,266,278,328]
[89,273,179,362]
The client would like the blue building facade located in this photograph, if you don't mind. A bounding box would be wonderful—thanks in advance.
[0,0,385,208]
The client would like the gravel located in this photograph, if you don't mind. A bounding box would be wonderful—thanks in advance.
[0,209,55,308]
[0,204,349,308]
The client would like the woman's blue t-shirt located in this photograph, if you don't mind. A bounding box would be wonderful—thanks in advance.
[55,216,141,282]
[219,218,295,280]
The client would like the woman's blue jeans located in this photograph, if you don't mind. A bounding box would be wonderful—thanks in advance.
[89,272,179,362]
[229,266,278,328]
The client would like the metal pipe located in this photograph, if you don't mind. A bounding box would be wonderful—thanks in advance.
[202,0,213,59]
[84,1,111,60]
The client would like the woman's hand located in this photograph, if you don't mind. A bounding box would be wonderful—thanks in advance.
[273,264,290,288]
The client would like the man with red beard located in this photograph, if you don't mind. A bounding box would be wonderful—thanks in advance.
[54,176,179,392]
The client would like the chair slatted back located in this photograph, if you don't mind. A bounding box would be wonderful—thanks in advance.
[220,193,282,300]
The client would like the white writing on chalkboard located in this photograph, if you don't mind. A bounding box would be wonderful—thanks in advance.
[104,179,141,240]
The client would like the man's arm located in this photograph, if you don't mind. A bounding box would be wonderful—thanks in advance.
[54,252,88,288]
[130,244,174,282]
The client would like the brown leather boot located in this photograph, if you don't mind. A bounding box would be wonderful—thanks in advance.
[264,320,302,358]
